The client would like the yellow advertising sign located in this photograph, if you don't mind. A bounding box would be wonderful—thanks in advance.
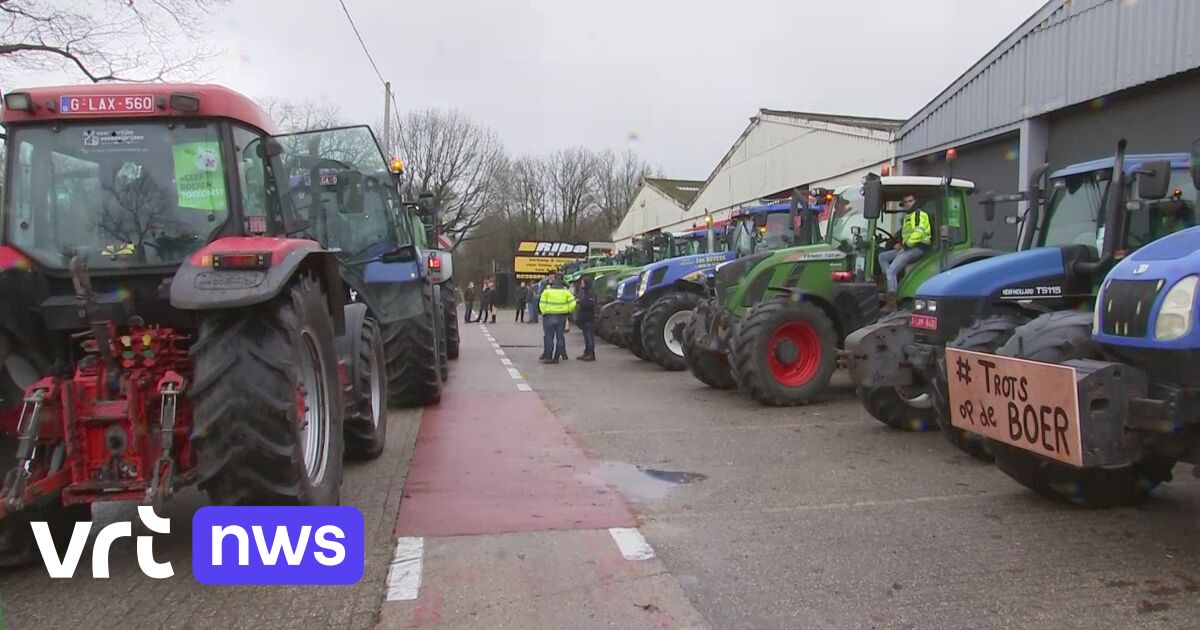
[513,239,589,280]
[514,256,577,279]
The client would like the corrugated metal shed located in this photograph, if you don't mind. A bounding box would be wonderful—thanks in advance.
[898,0,1200,158]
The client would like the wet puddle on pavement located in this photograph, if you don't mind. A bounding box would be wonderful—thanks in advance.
[581,461,707,501]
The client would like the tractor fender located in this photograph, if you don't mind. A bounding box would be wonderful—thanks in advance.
[170,236,346,334]
[944,247,1003,270]
[845,315,916,389]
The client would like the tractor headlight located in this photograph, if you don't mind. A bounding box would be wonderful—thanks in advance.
[915,299,927,311]
[927,300,937,313]
[1154,275,1198,341]
[637,272,648,298]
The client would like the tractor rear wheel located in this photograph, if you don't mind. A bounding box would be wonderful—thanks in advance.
[0,496,90,569]
[641,292,701,371]
[990,311,1176,507]
[731,297,837,406]
[930,315,1029,461]
[857,311,937,433]
[434,285,449,383]
[340,304,388,460]
[385,282,443,407]
[191,273,345,506]
[442,281,460,360]
[682,299,736,389]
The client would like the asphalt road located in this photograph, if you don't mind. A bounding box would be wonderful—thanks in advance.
[491,313,1200,630]
[3,309,1200,630]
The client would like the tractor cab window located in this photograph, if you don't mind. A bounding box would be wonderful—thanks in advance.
[827,188,870,249]
[758,212,800,249]
[731,217,756,255]
[271,125,408,262]
[4,121,228,269]
[1040,170,1110,250]
[1126,169,1198,246]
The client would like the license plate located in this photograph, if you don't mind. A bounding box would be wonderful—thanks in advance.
[945,348,1083,466]
[60,94,156,115]
[909,314,938,331]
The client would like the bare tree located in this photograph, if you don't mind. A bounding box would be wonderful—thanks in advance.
[545,148,596,239]
[594,148,652,232]
[257,98,344,134]
[391,108,505,249]
[0,0,227,83]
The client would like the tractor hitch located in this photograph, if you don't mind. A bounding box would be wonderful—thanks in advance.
[1,387,50,512]
[845,316,918,388]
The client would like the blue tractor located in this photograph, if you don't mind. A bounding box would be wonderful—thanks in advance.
[943,140,1200,506]
[848,140,1198,460]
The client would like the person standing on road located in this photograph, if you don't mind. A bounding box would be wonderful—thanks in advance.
[575,276,597,361]
[530,278,545,324]
[515,282,529,322]
[539,274,576,363]
[463,282,477,323]
[877,193,931,309]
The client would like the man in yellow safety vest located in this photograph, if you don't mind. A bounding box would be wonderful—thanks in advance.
[877,193,931,308]
[539,273,576,363]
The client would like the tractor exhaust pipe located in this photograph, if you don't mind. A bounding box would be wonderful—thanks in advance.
[1073,139,1127,276]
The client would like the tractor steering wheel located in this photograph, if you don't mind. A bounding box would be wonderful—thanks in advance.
[874,226,897,250]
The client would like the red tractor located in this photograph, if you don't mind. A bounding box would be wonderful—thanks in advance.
[0,84,430,566]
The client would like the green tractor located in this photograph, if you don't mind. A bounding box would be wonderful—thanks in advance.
[596,232,677,347]
[685,175,1000,406]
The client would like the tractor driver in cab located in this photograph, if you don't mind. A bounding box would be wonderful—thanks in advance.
[1156,196,1196,237]
[878,193,932,308]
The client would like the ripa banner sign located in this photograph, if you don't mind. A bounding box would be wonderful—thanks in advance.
[513,240,589,280]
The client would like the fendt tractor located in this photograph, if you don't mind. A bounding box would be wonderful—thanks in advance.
[943,140,1200,507]
[631,198,811,371]
[597,232,677,349]
[0,84,448,566]
[848,140,1197,460]
[687,174,999,406]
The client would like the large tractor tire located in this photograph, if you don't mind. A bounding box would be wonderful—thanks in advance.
[928,315,1028,462]
[434,286,449,383]
[641,291,701,371]
[990,311,1175,507]
[385,283,443,407]
[682,299,736,389]
[856,310,937,433]
[442,281,460,360]
[0,494,90,569]
[340,304,388,460]
[191,273,345,506]
[731,297,838,406]
[628,312,649,361]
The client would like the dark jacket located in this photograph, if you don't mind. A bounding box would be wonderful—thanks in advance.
[464,287,476,303]
[576,286,597,323]
[482,288,494,307]
[516,286,529,302]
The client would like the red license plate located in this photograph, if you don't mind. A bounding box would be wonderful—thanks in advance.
[910,314,937,331]
[59,95,156,115]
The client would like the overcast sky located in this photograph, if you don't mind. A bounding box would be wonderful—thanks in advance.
[25,0,1048,179]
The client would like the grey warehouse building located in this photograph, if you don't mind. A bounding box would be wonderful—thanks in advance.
[896,0,1200,250]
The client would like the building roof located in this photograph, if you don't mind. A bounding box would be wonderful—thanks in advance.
[758,109,905,133]
[898,0,1200,158]
[645,178,704,206]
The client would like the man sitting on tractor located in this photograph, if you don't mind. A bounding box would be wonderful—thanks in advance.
[877,193,931,308]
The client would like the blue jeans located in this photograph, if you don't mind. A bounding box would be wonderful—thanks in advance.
[581,320,595,354]
[542,315,566,359]
[464,301,474,323]
[879,246,927,293]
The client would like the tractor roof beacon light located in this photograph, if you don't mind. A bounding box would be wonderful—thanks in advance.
[881,164,892,176]
[3,92,33,113]
[946,148,958,161]
[391,158,405,174]
[168,92,201,113]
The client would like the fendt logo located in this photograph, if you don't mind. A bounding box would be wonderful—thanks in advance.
[33,505,365,584]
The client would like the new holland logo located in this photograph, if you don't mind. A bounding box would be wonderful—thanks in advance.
[517,241,589,257]
[1132,263,1150,275]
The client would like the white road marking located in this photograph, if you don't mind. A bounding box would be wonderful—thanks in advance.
[609,527,655,560]
[495,349,505,356]
[491,343,501,349]
[386,537,424,601]
[500,358,513,366]
[517,383,533,392]
[507,368,522,380]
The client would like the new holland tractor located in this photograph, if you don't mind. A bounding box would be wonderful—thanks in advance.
[685,175,998,406]
[598,232,678,349]
[0,84,447,566]
[848,140,1196,460]
[941,140,1200,507]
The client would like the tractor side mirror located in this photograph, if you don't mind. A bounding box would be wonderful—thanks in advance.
[862,175,882,220]
[1191,139,1200,190]
[981,191,997,221]
[257,138,284,159]
[1137,160,1172,200]
[337,170,365,214]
